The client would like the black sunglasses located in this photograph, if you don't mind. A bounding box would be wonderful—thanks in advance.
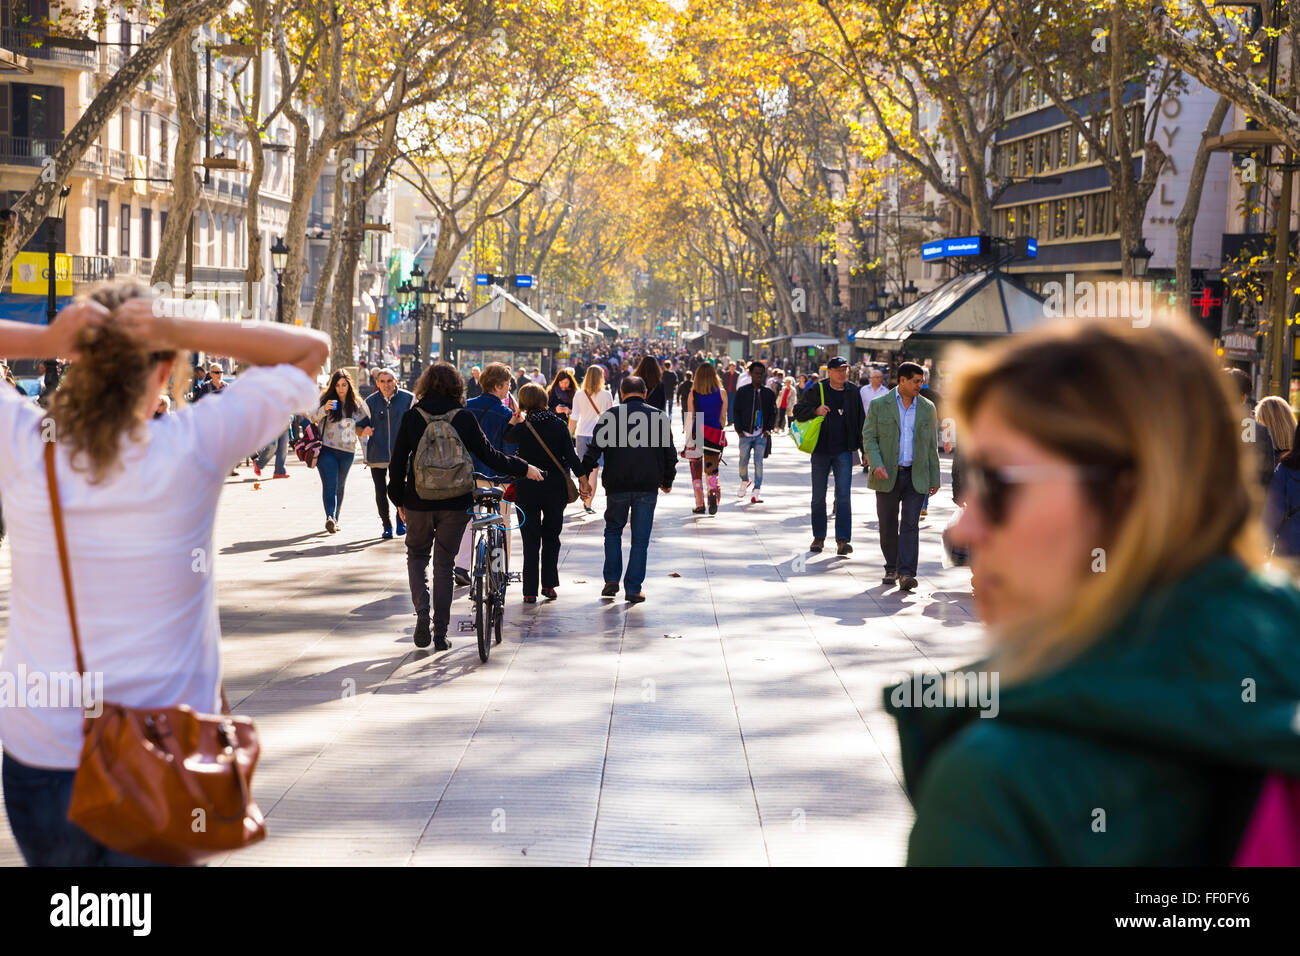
[964,462,1119,527]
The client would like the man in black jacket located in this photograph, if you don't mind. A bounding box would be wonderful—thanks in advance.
[389,363,541,650]
[733,360,777,503]
[792,355,865,555]
[574,375,676,604]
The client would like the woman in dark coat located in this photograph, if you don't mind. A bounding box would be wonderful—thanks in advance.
[505,382,582,603]
[545,367,579,426]
[1265,422,1300,559]
[635,355,665,409]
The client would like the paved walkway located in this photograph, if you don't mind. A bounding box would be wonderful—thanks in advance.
[0,437,980,866]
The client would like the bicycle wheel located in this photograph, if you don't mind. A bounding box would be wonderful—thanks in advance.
[475,572,490,662]
[491,528,506,645]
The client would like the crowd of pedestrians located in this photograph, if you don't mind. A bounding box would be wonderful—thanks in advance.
[2,280,1299,868]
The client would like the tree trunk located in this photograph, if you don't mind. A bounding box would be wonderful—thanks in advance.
[0,0,233,278]
[1175,96,1231,315]
[241,3,266,295]
[328,176,362,367]
[152,34,201,288]
[310,163,349,332]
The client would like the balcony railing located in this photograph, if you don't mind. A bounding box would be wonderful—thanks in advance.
[108,149,127,179]
[72,255,114,282]
[1,27,97,67]
[149,159,169,182]
[77,143,103,175]
[0,134,60,166]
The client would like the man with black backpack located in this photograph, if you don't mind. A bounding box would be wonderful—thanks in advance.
[388,363,542,651]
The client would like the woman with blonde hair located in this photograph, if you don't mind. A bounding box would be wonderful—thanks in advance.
[888,318,1300,865]
[685,362,727,514]
[0,281,328,865]
[573,365,613,514]
[1255,394,1296,472]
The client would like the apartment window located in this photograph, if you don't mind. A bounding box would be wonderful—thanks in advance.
[1090,193,1107,235]
[1038,133,1052,173]
[119,204,130,257]
[1035,202,1048,238]
[160,117,168,162]
[95,200,108,255]
[119,107,129,151]
[1097,116,1113,155]
[141,207,152,259]
[138,109,149,158]
[1052,199,1067,239]
[1056,128,1071,169]
[1008,80,1021,114]
[1071,196,1086,237]
[159,210,168,248]
[1077,129,1091,164]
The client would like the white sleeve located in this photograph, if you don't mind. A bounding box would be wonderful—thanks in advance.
[184,364,319,475]
[0,383,37,485]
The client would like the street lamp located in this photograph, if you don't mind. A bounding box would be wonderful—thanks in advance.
[902,280,919,305]
[270,235,289,323]
[1129,239,1154,279]
[43,184,71,398]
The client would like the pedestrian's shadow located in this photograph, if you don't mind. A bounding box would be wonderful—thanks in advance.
[221,532,320,555]
[351,593,414,622]
[266,541,375,560]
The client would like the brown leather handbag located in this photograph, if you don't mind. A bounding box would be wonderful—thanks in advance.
[525,419,581,503]
[44,441,267,865]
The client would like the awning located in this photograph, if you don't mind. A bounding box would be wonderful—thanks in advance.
[0,292,74,324]
[752,335,789,346]
[454,286,563,351]
[853,270,1047,352]
[790,333,840,348]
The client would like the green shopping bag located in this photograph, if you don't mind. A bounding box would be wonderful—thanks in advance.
[789,383,824,454]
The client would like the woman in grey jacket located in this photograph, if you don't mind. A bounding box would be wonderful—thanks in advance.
[309,369,372,533]
[363,367,414,538]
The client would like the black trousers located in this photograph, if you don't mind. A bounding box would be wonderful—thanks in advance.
[875,466,925,577]
[516,483,567,596]
[404,508,472,629]
[370,466,391,527]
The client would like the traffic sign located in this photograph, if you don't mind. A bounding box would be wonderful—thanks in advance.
[475,273,492,286]
[514,274,534,288]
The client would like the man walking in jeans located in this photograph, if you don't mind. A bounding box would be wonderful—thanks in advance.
[575,375,676,604]
[862,361,940,591]
[793,355,864,555]
[733,360,776,503]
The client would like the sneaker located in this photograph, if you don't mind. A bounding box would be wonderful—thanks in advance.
[541,587,558,601]
[837,540,853,556]
[583,504,596,515]
[882,572,898,586]
[809,538,824,553]
[601,582,619,597]
[395,517,406,535]
[750,493,763,503]
[382,527,393,540]
[252,462,263,478]
[920,508,928,518]
[899,575,918,592]
[325,517,337,534]
[453,567,471,588]
[736,481,749,498]
[413,611,432,648]
[433,627,451,652]
[272,472,290,479]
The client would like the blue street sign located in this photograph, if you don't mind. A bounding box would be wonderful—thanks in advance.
[921,235,988,261]
[514,274,534,288]
[475,273,491,286]
[1017,236,1038,259]
[596,304,607,311]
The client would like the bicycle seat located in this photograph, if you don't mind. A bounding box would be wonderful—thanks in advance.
[473,485,505,502]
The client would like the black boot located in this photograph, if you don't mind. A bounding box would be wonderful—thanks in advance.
[413,611,431,648]
[433,624,451,652]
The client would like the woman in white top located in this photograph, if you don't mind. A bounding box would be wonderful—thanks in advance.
[572,365,613,514]
[0,281,328,866]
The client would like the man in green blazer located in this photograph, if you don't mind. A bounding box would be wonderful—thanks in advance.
[862,362,940,591]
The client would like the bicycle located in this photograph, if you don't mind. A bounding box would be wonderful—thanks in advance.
[462,472,526,662]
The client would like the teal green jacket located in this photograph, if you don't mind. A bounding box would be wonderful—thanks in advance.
[885,557,1300,865]
[862,389,940,493]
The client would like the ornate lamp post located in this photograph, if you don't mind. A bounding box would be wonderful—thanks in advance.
[270,236,289,323]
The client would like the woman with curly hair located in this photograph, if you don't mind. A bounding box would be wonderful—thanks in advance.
[0,281,328,865]
[308,369,373,533]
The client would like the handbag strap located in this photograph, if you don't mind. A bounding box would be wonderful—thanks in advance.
[43,440,87,678]
[582,389,600,416]
[524,418,566,474]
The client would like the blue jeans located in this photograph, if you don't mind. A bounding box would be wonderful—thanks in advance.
[738,433,766,489]
[603,491,657,595]
[2,751,164,866]
[811,450,854,542]
[317,446,354,519]
[256,430,289,476]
